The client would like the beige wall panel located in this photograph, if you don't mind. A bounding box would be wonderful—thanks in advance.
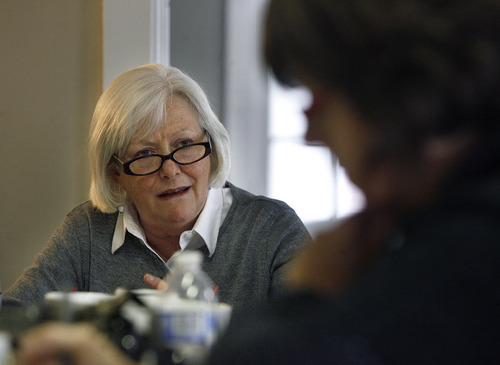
[0,0,102,288]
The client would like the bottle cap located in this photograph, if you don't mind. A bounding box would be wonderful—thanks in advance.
[174,250,203,267]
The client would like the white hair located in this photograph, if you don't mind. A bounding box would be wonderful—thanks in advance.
[89,63,231,213]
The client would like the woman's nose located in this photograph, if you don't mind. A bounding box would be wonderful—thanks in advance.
[159,158,181,178]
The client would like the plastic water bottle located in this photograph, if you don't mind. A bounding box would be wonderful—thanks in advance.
[0,331,12,365]
[166,251,218,304]
[156,250,219,364]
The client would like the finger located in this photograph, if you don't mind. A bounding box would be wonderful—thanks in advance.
[17,322,137,365]
[144,273,168,291]
[17,323,94,365]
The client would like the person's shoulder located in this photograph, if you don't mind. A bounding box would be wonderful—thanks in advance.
[227,182,294,213]
[209,291,331,364]
[66,201,99,216]
[65,201,116,223]
[58,202,118,239]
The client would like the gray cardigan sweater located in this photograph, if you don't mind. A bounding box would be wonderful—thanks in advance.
[5,183,310,311]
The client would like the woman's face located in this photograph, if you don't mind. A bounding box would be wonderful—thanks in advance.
[302,79,467,211]
[115,96,211,235]
[304,85,376,195]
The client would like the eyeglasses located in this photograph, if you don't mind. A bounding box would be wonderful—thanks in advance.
[113,140,212,176]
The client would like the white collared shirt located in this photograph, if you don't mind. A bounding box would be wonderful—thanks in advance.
[111,187,232,267]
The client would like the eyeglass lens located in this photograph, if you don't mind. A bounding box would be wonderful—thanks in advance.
[129,144,208,175]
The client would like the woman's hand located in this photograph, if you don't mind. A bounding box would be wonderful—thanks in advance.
[17,322,137,365]
[143,273,168,291]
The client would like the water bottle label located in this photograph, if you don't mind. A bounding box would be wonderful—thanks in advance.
[159,310,216,346]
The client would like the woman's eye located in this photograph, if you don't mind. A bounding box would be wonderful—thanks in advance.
[177,139,193,148]
[136,149,154,158]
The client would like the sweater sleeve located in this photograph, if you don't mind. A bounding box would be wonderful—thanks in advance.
[266,206,311,297]
[3,205,91,305]
[204,185,311,310]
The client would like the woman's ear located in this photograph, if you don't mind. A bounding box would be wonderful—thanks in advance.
[111,168,122,188]
[362,132,475,210]
[421,132,475,168]
[409,132,476,202]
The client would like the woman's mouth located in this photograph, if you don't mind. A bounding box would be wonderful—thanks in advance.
[158,186,190,199]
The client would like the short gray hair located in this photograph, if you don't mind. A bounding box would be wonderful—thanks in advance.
[89,63,231,213]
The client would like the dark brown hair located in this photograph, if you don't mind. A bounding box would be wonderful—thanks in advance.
[264,0,500,147]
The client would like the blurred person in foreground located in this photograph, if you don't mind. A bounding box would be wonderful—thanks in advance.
[210,0,500,363]
[4,63,309,311]
[16,0,500,363]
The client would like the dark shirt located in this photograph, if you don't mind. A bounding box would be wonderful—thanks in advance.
[209,134,500,364]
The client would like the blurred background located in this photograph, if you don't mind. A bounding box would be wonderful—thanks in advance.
[0,0,363,289]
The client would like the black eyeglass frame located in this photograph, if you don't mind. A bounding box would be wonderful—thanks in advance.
[113,140,212,176]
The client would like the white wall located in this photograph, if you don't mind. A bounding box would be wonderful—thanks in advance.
[223,0,269,195]
[170,0,269,196]
[102,0,170,88]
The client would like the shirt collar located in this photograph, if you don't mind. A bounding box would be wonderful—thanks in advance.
[111,187,230,259]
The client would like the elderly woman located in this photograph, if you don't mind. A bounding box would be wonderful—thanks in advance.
[4,63,309,310]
